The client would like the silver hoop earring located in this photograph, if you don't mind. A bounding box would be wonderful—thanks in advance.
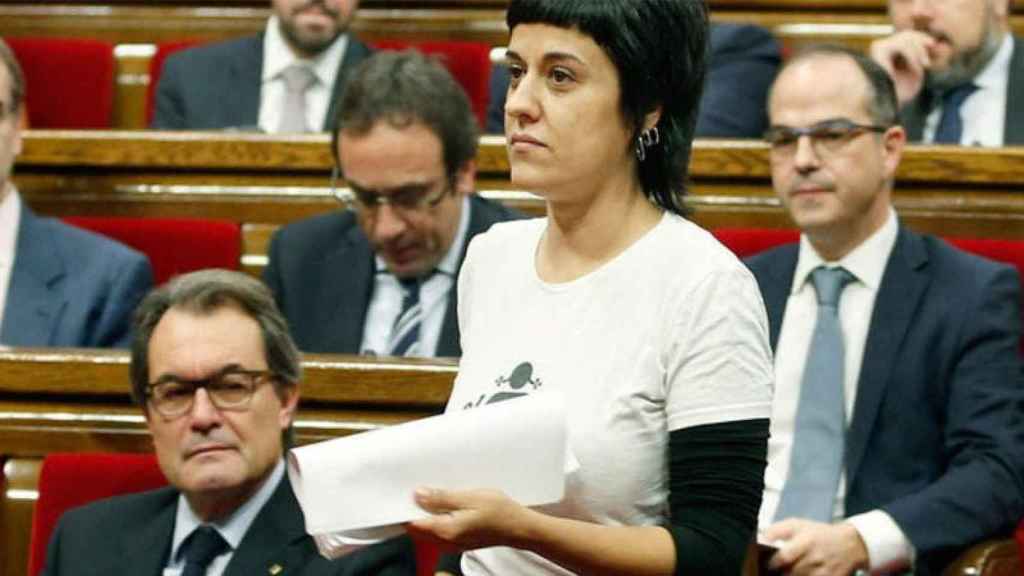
[635,127,661,162]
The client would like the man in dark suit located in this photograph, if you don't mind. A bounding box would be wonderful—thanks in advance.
[754,46,1024,575]
[0,39,152,348]
[264,51,521,357]
[42,270,414,576]
[484,22,782,138]
[152,0,371,132]
[870,0,1024,145]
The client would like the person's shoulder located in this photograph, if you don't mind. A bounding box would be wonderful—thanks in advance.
[466,216,544,257]
[916,232,1019,285]
[272,210,359,248]
[709,22,779,57]
[56,486,177,533]
[652,215,765,289]
[35,217,148,269]
[164,35,262,69]
[469,193,530,224]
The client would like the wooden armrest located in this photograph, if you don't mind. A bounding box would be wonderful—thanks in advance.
[943,537,1020,576]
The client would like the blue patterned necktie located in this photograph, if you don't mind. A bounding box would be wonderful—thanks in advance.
[387,276,424,356]
[181,525,229,576]
[775,266,856,522]
[933,83,978,144]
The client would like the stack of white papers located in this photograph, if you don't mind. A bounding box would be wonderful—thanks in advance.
[287,391,570,558]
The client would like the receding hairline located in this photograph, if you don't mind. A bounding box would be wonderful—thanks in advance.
[770,52,876,118]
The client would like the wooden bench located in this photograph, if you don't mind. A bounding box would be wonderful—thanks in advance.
[13,131,1024,276]
[0,348,455,576]
[2,0,1023,128]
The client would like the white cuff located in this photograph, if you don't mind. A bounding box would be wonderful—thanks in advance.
[846,510,915,574]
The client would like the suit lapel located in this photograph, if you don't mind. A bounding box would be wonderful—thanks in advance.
[1003,36,1024,145]
[224,477,313,576]
[118,489,177,575]
[899,93,931,142]
[323,37,373,130]
[317,225,375,353]
[755,245,798,353]
[1,206,65,346]
[845,228,929,484]
[230,35,263,128]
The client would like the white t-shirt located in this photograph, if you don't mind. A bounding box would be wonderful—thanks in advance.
[447,213,774,575]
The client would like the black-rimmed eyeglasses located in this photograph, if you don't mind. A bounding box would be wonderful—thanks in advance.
[765,119,890,159]
[145,367,278,418]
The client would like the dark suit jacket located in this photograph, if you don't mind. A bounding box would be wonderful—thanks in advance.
[2,204,153,347]
[264,195,522,356]
[746,227,1024,575]
[900,35,1024,145]
[151,33,373,131]
[41,472,416,576]
[484,22,781,137]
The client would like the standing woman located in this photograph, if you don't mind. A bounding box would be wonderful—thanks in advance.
[410,1,774,574]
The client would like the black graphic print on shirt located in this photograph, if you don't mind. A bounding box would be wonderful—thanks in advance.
[462,361,542,409]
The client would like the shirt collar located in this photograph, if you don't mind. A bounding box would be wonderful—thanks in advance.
[792,207,898,294]
[170,459,286,563]
[0,184,22,267]
[262,15,349,89]
[374,195,471,279]
[972,33,1013,92]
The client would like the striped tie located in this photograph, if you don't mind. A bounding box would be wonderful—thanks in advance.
[387,277,423,357]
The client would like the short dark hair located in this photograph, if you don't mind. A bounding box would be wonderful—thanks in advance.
[129,269,302,407]
[330,50,479,184]
[774,44,899,127]
[507,0,709,216]
[0,38,25,116]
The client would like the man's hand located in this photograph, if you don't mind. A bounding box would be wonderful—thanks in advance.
[407,487,536,551]
[762,518,870,576]
[869,30,939,106]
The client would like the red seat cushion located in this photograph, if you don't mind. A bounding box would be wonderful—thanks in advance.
[28,453,166,576]
[6,37,115,129]
[372,39,493,129]
[63,217,241,285]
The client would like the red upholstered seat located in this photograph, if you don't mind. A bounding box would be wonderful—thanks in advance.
[6,37,115,129]
[28,453,167,576]
[711,227,800,258]
[63,217,241,285]
[1016,521,1024,576]
[145,40,201,126]
[372,40,493,129]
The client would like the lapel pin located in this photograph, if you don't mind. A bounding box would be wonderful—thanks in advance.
[268,564,283,575]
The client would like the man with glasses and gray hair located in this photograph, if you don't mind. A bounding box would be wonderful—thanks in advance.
[264,50,521,358]
[748,45,1024,576]
[41,269,415,576]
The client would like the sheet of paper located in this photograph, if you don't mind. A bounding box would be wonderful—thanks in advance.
[288,391,569,558]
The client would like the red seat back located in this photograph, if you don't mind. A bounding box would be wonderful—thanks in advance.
[1016,520,1024,576]
[63,217,241,285]
[6,37,115,129]
[145,40,202,126]
[712,227,800,258]
[28,453,167,576]
[372,40,492,129]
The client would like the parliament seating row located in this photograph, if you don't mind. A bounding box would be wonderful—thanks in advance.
[12,132,1024,279]
[4,216,1024,575]
[7,36,493,130]
[4,2,1024,129]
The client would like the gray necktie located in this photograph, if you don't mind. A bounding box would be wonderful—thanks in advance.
[387,277,423,357]
[775,265,856,522]
[277,64,317,133]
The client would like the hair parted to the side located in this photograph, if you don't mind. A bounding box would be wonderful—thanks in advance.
[507,0,710,216]
[129,269,302,408]
[773,44,900,127]
[330,50,480,185]
[0,38,26,115]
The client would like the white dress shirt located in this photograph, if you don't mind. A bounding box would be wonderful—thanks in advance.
[759,209,917,573]
[163,460,286,576]
[0,185,23,337]
[923,34,1013,147]
[360,196,471,357]
[258,16,349,133]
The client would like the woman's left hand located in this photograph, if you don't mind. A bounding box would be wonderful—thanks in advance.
[407,487,536,551]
